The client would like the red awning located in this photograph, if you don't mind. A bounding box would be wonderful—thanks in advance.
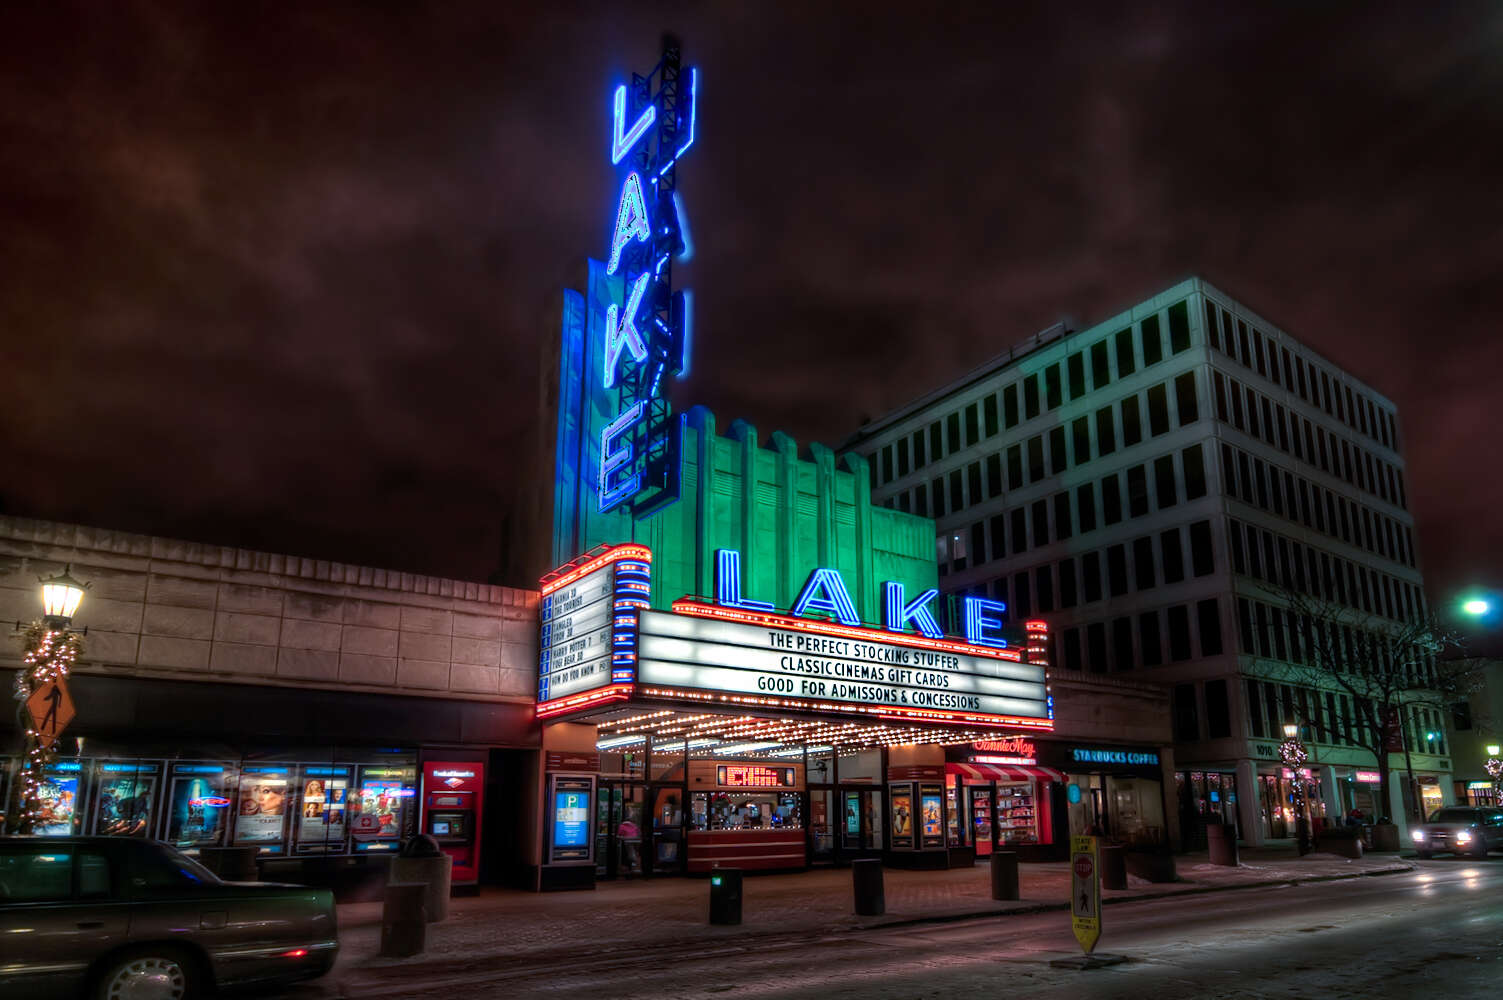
[946,762,1065,783]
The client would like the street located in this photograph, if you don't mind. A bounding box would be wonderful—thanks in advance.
[273,857,1503,999]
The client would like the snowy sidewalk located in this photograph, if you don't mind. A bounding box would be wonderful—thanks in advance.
[319,846,1411,988]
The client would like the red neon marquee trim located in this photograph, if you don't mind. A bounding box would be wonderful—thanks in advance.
[540,544,653,597]
[668,600,1027,663]
[536,683,635,718]
[635,685,1054,732]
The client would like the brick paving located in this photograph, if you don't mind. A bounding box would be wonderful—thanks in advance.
[322,846,1412,986]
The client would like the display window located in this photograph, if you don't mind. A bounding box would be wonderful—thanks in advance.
[235,764,294,852]
[997,782,1037,843]
[969,786,993,855]
[35,761,85,836]
[295,765,351,853]
[163,762,234,850]
[694,790,801,830]
[351,765,417,852]
[92,761,159,837]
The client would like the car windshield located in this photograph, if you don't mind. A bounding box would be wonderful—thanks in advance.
[1427,808,1478,824]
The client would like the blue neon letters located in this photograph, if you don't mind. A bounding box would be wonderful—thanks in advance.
[715,549,773,611]
[606,172,651,276]
[791,568,862,627]
[598,402,646,511]
[603,272,651,389]
[963,597,1008,648]
[611,85,656,165]
[883,583,944,639]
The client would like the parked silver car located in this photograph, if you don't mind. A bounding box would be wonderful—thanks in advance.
[0,836,337,999]
[1410,806,1503,859]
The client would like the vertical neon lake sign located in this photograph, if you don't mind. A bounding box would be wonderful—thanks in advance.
[597,39,698,517]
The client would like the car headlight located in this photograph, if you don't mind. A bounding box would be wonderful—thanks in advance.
[1411,829,1426,841]
[1456,830,1473,844]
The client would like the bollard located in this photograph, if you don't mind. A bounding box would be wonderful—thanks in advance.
[990,851,1020,900]
[852,858,885,916]
[1207,822,1239,866]
[708,868,743,925]
[381,882,428,957]
[1099,844,1128,890]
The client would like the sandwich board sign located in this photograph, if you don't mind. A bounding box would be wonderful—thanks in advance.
[1070,835,1101,954]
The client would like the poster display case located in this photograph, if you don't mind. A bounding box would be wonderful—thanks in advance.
[235,763,294,852]
[350,764,418,853]
[162,762,234,851]
[295,764,351,853]
[36,760,85,836]
[92,760,159,837]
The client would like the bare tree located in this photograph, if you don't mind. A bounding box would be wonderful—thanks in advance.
[1253,586,1479,824]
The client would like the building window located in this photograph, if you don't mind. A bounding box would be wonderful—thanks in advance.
[1082,552,1103,603]
[971,523,986,567]
[1068,352,1086,397]
[1167,605,1192,661]
[965,404,980,445]
[1036,565,1055,612]
[1027,436,1045,482]
[1174,371,1199,425]
[1127,465,1149,517]
[914,484,928,516]
[987,454,1002,497]
[930,477,946,518]
[1147,384,1170,436]
[1173,684,1199,741]
[1182,444,1206,500]
[1031,499,1050,547]
[929,421,943,460]
[1205,299,1221,352]
[1049,427,1067,475]
[1077,483,1097,532]
[1012,571,1031,617]
[1133,536,1156,591]
[1045,364,1062,410]
[1198,599,1223,655]
[1063,627,1082,670]
[1205,679,1230,738]
[989,513,1006,560]
[1095,406,1116,456]
[947,411,961,453]
[1003,386,1019,429]
[896,438,910,477]
[1010,508,1027,555]
[1054,492,1073,541]
[983,396,999,437]
[1141,314,1163,366]
[1154,455,1177,509]
[1115,328,1136,377]
[1121,395,1143,447]
[1087,622,1108,673]
[1071,416,1091,466]
[968,462,983,504]
[1091,340,1111,390]
[1113,617,1135,671]
[1189,520,1214,576]
[1007,445,1023,490]
[881,445,893,484]
[1168,300,1191,353]
[1160,529,1185,584]
[950,469,964,511]
[1107,544,1128,596]
[1247,679,1265,738]
[1139,612,1163,666]
[1102,475,1122,525]
[1023,375,1041,419]
[1059,558,1078,608]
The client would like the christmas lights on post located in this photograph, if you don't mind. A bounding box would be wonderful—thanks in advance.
[5,566,88,835]
[1279,722,1312,856]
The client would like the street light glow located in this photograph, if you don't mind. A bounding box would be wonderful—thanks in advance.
[1462,598,1490,616]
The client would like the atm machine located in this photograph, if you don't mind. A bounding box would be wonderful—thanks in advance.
[420,761,485,886]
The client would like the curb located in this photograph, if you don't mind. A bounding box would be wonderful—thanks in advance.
[334,861,1415,978]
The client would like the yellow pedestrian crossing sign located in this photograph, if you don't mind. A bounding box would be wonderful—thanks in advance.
[1070,835,1101,954]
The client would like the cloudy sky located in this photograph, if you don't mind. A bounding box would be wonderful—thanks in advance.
[2,3,1499,642]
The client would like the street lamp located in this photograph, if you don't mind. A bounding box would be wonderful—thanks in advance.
[1462,599,1490,617]
[39,566,89,627]
[1279,723,1312,855]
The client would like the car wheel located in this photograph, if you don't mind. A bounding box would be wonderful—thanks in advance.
[94,947,200,1000]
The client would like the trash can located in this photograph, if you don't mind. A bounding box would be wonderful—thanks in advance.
[709,868,743,925]
[1099,844,1128,890]
[990,851,1020,900]
[381,882,427,957]
[852,858,885,916]
[389,834,453,922]
[1207,822,1239,867]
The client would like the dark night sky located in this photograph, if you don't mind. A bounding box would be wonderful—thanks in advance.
[2,4,1500,643]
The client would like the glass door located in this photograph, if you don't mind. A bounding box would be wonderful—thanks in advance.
[840,787,884,855]
[968,786,993,856]
[648,785,685,875]
[810,788,836,864]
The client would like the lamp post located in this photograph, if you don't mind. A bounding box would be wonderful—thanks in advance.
[6,566,88,834]
[1279,723,1312,855]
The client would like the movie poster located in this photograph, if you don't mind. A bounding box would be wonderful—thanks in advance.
[295,766,349,851]
[350,766,415,851]
[35,766,81,836]
[164,765,233,848]
[890,790,914,849]
[920,784,945,848]
[93,764,157,836]
[235,766,291,848]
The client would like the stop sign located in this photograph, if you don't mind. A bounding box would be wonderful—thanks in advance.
[1074,856,1094,880]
